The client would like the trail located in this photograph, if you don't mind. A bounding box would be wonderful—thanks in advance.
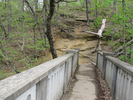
[53,20,108,100]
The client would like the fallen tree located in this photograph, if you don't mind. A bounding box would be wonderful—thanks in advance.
[114,39,133,58]
[82,19,106,53]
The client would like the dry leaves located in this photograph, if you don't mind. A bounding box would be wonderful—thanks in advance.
[96,68,114,100]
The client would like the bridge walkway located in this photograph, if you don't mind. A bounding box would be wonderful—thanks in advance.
[62,63,99,100]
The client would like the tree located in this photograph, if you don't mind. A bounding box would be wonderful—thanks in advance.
[86,0,89,25]
[8,0,11,36]
[46,0,57,59]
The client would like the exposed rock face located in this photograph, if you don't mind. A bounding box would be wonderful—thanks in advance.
[55,26,107,64]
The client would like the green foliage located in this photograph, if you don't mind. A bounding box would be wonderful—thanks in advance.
[94,16,102,29]
[119,55,126,61]
[0,0,51,80]
[90,0,133,64]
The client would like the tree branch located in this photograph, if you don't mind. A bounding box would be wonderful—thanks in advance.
[55,0,64,3]
[82,31,99,36]
[24,0,44,40]
[55,0,77,3]
[24,0,36,18]
[17,42,33,64]
[82,19,106,37]
[114,39,133,53]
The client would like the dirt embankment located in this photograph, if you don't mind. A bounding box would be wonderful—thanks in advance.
[53,20,108,64]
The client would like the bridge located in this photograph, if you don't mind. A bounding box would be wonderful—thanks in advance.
[0,48,133,100]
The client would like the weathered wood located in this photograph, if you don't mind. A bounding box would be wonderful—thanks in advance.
[92,37,101,53]
[82,31,99,36]
[91,62,96,66]
[98,19,106,37]
[83,19,106,37]
[91,19,106,52]
[76,18,94,22]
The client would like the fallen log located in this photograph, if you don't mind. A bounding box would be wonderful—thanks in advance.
[83,19,106,38]
[91,62,96,66]
[98,19,106,37]
[82,31,99,36]
[83,19,106,53]
[76,18,94,22]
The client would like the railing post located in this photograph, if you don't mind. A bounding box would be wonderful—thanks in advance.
[74,48,80,67]
[66,49,76,78]
[112,65,118,99]
[63,49,76,94]
[130,45,133,62]
[103,52,113,79]
[96,50,102,67]
[63,61,69,94]
[36,76,48,100]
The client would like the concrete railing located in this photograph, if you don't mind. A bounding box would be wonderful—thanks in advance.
[96,50,133,100]
[0,48,80,100]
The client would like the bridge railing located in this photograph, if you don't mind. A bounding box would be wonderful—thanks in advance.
[97,50,133,100]
[0,48,80,100]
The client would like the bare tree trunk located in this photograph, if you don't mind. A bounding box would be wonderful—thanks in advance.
[17,42,33,64]
[0,14,7,37]
[113,0,117,10]
[122,0,126,61]
[5,0,7,8]
[83,19,106,53]
[95,0,97,18]
[57,2,59,10]
[83,19,106,37]
[35,0,38,10]
[33,24,37,59]
[8,0,11,36]
[46,0,57,59]
[24,0,44,40]
[43,0,47,43]
[130,45,133,61]
[66,2,67,10]
[86,0,89,25]
[83,0,85,7]
[22,0,24,12]
[88,0,92,8]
